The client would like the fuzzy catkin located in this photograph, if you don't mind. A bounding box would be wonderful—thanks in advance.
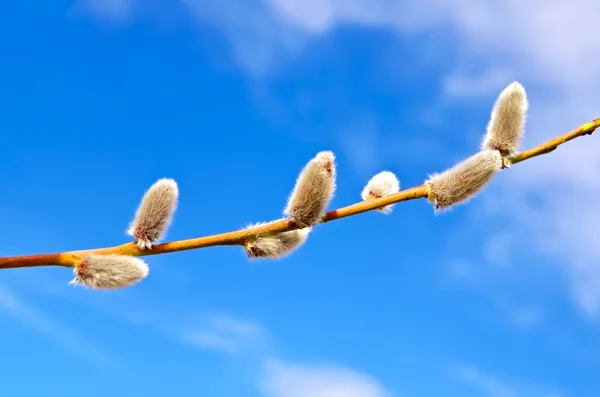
[243,221,311,259]
[481,81,528,155]
[127,178,179,250]
[361,171,400,214]
[426,149,502,210]
[70,254,149,290]
[284,151,336,226]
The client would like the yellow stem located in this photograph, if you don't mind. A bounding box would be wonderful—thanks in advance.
[507,118,600,165]
[1,117,598,270]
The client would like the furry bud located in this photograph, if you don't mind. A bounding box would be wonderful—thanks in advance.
[243,221,311,259]
[361,171,400,214]
[127,178,178,250]
[284,151,336,227]
[426,149,502,211]
[481,81,528,155]
[70,254,149,290]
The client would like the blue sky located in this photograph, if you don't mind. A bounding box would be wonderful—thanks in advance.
[1,0,600,396]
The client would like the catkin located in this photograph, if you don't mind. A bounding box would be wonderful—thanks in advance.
[481,81,528,155]
[361,171,400,214]
[243,221,311,259]
[70,254,149,290]
[284,151,336,226]
[127,178,179,250]
[426,149,502,210]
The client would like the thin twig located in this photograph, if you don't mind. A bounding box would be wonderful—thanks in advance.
[1,117,598,270]
[508,118,600,165]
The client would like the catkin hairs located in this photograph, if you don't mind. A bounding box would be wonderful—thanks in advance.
[361,171,400,214]
[127,178,179,250]
[284,151,336,226]
[481,81,528,155]
[426,149,502,211]
[243,221,311,259]
[70,254,149,290]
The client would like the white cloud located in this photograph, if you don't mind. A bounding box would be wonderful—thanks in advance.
[259,359,393,397]
[0,285,113,366]
[176,313,394,396]
[261,0,600,87]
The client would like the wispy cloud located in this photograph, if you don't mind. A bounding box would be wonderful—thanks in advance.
[72,0,136,22]
[173,311,396,396]
[443,69,516,100]
[180,313,265,354]
[337,115,383,178]
[210,313,263,338]
[494,299,546,330]
[453,365,564,397]
[0,284,114,367]
[456,366,515,397]
[183,0,309,74]
[259,358,393,397]
[177,314,395,396]
[444,255,547,330]
[506,305,545,329]
[181,330,240,353]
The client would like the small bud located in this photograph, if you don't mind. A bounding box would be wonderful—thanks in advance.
[70,254,149,290]
[426,149,502,211]
[284,151,336,227]
[481,81,528,155]
[361,171,400,214]
[243,221,311,259]
[127,178,179,250]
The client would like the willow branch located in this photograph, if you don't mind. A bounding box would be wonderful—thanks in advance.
[1,117,598,270]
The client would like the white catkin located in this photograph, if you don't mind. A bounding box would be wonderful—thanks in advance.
[243,221,311,259]
[70,254,149,290]
[426,149,502,211]
[481,81,528,155]
[361,171,400,214]
[127,178,179,250]
[284,151,336,226]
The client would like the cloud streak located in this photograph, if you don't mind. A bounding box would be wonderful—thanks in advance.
[179,313,265,354]
[453,365,564,397]
[0,284,114,367]
[73,0,137,22]
[259,359,393,397]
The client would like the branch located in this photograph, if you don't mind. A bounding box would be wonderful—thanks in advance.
[1,116,597,272]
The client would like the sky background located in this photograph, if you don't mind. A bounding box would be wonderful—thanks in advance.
[1,0,600,396]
